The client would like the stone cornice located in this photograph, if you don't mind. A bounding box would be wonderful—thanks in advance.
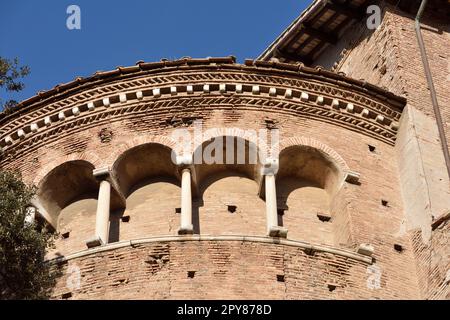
[0,57,406,159]
[48,234,373,265]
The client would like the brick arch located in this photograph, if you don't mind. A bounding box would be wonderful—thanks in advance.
[190,128,268,186]
[35,159,99,228]
[109,135,179,168]
[277,137,350,175]
[110,136,180,196]
[33,150,103,186]
[192,127,269,158]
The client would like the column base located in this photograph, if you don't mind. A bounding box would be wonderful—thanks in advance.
[268,226,288,238]
[178,225,194,235]
[86,236,104,248]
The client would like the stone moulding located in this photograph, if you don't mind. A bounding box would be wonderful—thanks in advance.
[48,234,373,265]
[0,57,405,157]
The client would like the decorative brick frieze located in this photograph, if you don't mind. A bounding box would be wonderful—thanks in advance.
[0,58,404,156]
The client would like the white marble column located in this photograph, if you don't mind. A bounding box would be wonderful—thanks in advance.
[179,168,194,234]
[95,179,111,245]
[262,158,287,238]
[265,173,278,233]
[87,167,112,248]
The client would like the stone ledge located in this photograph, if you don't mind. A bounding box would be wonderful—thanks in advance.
[48,234,373,264]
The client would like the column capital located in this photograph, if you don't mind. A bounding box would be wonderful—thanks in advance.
[92,166,126,210]
[176,155,199,197]
[93,166,111,180]
[175,154,193,168]
[261,157,279,176]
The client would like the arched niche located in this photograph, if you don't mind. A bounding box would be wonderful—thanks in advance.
[277,145,342,195]
[276,145,346,246]
[194,136,263,182]
[37,160,99,256]
[113,143,178,196]
[192,136,265,235]
[111,143,181,240]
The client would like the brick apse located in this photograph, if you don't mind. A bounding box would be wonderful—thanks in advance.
[0,0,448,300]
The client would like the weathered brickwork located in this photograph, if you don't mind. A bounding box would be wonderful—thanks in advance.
[120,181,181,240]
[197,176,267,236]
[51,198,97,258]
[314,3,449,300]
[410,219,450,300]
[51,239,419,300]
[0,57,428,299]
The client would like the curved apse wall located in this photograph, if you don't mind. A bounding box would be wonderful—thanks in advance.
[0,57,421,299]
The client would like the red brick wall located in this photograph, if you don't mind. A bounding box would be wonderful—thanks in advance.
[29,110,420,299]
[119,181,181,239]
[277,178,334,246]
[198,176,267,236]
[51,239,419,300]
[49,198,97,258]
[411,219,450,300]
[0,63,420,299]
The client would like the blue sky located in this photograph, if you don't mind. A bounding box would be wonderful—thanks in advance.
[0,1,309,106]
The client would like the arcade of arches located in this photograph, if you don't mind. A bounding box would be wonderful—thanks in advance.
[35,137,352,258]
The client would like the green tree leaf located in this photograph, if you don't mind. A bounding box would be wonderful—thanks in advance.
[0,57,30,110]
[0,170,59,299]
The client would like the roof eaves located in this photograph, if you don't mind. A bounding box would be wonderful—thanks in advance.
[257,0,325,61]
